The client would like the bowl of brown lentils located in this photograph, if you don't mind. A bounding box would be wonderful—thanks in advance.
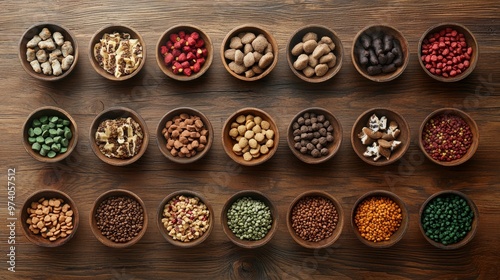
[287,191,344,249]
[90,189,147,248]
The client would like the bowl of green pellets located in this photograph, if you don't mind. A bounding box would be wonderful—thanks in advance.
[419,190,478,249]
[221,190,278,249]
[23,106,78,163]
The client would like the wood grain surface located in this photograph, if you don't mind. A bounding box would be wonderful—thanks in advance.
[1,0,499,279]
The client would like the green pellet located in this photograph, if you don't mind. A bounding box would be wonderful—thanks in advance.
[45,137,54,145]
[47,151,57,158]
[36,136,45,143]
[62,119,70,126]
[49,128,58,136]
[48,122,56,128]
[64,129,72,139]
[28,114,73,158]
[50,116,59,123]
[32,119,41,127]
[31,142,41,151]
[61,138,69,147]
[33,127,42,135]
[56,123,64,128]
[39,148,47,156]
[60,147,67,153]
[51,143,60,152]
[41,130,49,138]
[39,116,48,124]
[28,128,35,137]
[53,136,61,143]
[28,137,37,144]
[41,124,50,131]
[57,128,64,136]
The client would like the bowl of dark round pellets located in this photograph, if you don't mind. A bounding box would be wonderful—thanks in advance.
[287,191,344,249]
[90,189,148,248]
[23,106,78,163]
[351,25,409,82]
[287,107,343,164]
[221,190,278,249]
[419,190,478,250]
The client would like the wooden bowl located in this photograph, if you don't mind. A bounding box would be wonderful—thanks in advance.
[287,191,344,249]
[351,190,409,248]
[220,24,279,81]
[89,189,148,248]
[286,25,343,83]
[419,190,478,249]
[287,107,342,164]
[221,190,278,249]
[156,24,213,81]
[89,107,149,166]
[20,189,79,247]
[419,108,479,166]
[222,107,279,166]
[157,190,214,247]
[156,107,213,164]
[351,108,410,166]
[19,23,79,81]
[23,106,78,163]
[351,25,409,82]
[89,24,146,81]
[418,23,478,82]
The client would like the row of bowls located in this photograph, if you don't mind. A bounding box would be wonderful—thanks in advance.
[19,22,478,83]
[21,188,478,250]
[23,106,479,167]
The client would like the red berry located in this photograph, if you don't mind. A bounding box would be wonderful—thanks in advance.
[179,31,186,39]
[190,32,200,40]
[164,53,174,65]
[186,52,196,61]
[186,36,196,46]
[181,61,190,69]
[169,33,179,43]
[183,67,192,76]
[195,39,205,48]
[192,62,201,73]
[177,53,187,62]
[160,46,168,55]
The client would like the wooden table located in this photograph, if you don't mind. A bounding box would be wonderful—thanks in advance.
[1,1,499,279]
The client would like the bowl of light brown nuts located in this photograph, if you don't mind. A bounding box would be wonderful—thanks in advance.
[222,107,279,166]
[19,23,78,81]
[20,189,79,247]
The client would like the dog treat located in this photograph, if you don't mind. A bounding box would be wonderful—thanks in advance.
[94,117,144,159]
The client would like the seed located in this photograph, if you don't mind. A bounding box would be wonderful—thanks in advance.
[354,196,402,242]
[227,197,272,241]
[291,196,339,242]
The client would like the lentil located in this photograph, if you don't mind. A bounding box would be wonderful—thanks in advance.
[27,115,73,158]
[162,195,210,242]
[291,112,334,158]
[291,196,339,242]
[25,197,74,241]
[227,197,272,241]
[95,196,144,243]
[354,196,402,242]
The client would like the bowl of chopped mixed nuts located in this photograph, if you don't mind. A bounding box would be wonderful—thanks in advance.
[89,107,149,166]
[157,190,214,248]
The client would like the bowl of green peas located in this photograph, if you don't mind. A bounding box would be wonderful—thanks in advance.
[419,190,478,249]
[23,106,78,163]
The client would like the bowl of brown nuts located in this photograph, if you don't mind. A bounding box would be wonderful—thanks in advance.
[19,23,78,81]
[419,108,479,166]
[287,107,343,164]
[351,190,409,248]
[89,107,149,166]
[351,108,410,166]
[156,24,213,81]
[351,25,409,82]
[220,24,279,81]
[20,189,79,247]
[90,189,148,248]
[287,191,344,249]
[157,190,213,248]
[222,107,279,166]
[286,25,343,83]
[156,107,213,164]
[89,24,146,81]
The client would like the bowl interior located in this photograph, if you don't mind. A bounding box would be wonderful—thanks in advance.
[89,107,149,166]
[156,24,213,81]
[20,189,79,247]
[222,107,279,166]
[351,108,410,166]
[351,190,409,248]
[156,107,213,164]
[221,190,278,248]
[89,189,148,248]
[220,24,279,81]
[23,106,78,163]
[89,24,146,81]
[286,25,344,83]
[287,191,344,249]
[287,107,343,164]
[157,190,214,247]
[19,23,79,81]
[351,25,409,82]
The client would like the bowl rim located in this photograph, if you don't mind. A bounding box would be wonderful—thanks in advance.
[155,24,214,81]
[89,189,148,248]
[286,190,344,249]
[418,190,479,249]
[418,107,479,166]
[156,190,214,247]
[20,189,79,247]
[156,107,214,164]
[286,24,344,83]
[18,22,79,81]
[89,106,149,166]
[23,106,79,163]
[287,107,343,164]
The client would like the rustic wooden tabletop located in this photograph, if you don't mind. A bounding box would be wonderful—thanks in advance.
[1,0,499,279]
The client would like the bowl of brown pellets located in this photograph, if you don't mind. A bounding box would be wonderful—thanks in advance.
[351,190,409,248]
[90,189,148,248]
[20,189,79,247]
[287,190,344,249]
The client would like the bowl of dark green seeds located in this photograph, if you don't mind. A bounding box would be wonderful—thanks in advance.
[23,106,78,163]
[419,190,478,249]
